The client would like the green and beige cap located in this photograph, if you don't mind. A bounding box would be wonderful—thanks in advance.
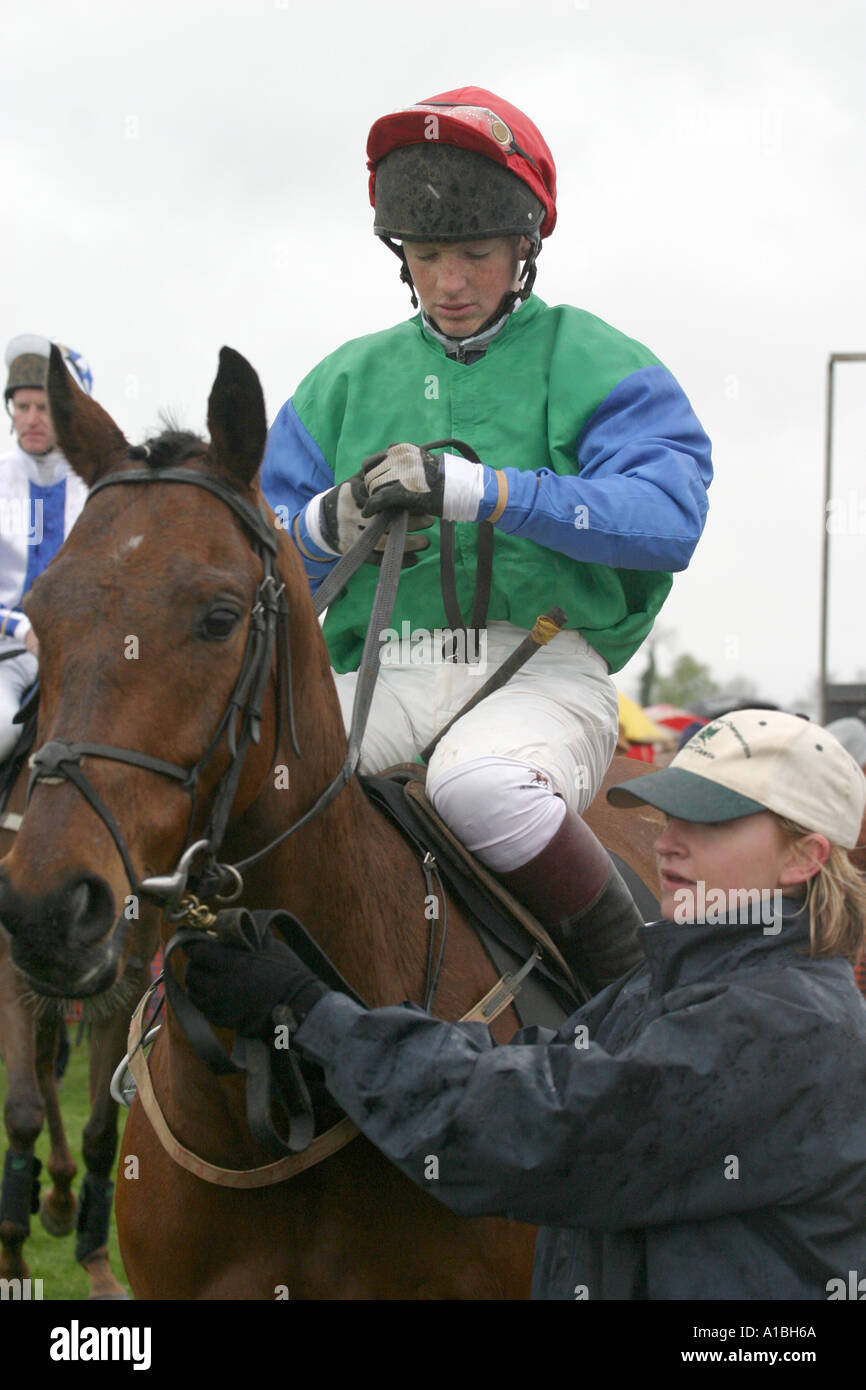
[607,709,866,848]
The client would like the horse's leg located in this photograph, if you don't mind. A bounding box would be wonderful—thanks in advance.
[0,934,44,1280]
[34,1009,78,1238]
[66,1010,131,1300]
[76,934,156,1301]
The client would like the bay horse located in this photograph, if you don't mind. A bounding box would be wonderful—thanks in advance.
[0,749,159,1297]
[0,345,660,1299]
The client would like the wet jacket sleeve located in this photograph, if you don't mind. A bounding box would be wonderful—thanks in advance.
[260,400,338,590]
[294,979,864,1230]
[478,365,712,572]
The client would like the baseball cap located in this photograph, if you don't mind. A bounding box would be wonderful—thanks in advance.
[607,709,866,848]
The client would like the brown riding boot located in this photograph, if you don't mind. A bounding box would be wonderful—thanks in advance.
[496,808,645,995]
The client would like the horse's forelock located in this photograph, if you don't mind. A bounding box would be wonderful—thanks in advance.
[128,428,208,471]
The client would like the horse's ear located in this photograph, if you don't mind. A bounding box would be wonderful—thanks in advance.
[207,347,267,488]
[47,344,128,485]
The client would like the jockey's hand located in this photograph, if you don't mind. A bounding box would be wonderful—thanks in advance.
[320,468,433,567]
[184,933,330,1040]
[24,628,39,657]
[363,443,485,523]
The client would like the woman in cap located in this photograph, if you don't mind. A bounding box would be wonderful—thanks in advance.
[260,87,713,994]
[187,709,866,1299]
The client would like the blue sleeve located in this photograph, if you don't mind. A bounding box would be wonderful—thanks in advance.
[478,365,712,572]
[260,400,338,588]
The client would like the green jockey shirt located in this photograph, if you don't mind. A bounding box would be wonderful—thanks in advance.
[262,295,713,674]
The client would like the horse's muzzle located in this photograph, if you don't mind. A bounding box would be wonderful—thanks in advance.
[0,869,127,996]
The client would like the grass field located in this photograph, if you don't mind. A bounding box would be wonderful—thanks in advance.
[0,1023,131,1300]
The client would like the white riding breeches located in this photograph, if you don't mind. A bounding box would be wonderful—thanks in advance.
[0,647,37,764]
[331,621,619,872]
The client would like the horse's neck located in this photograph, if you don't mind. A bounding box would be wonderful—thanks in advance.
[218,576,430,1006]
[223,773,434,1007]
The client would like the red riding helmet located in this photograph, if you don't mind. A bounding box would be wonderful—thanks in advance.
[367,86,557,243]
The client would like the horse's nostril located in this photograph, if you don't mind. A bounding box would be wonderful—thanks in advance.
[66,876,116,949]
[68,879,90,921]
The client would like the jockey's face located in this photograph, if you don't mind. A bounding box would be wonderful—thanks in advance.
[11,388,57,456]
[402,236,530,338]
[653,809,829,922]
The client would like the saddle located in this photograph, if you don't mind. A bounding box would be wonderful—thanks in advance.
[361,764,659,1031]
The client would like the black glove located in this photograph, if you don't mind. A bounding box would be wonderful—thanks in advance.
[319,466,433,567]
[184,933,330,1039]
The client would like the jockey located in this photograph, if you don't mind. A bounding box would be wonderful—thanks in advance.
[0,335,92,761]
[261,87,714,991]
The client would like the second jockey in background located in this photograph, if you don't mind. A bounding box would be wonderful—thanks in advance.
[261,87,714,992]
[0,334,92,762]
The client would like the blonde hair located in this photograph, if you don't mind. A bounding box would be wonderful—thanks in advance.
[776,815,866,964]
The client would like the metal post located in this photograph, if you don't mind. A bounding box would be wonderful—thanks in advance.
[819,353,866,725]
[819,357,835,725]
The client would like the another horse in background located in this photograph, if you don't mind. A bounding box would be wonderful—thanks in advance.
[0,667,159,1299]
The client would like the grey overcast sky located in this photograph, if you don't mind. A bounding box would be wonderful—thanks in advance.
[4,0,865,712]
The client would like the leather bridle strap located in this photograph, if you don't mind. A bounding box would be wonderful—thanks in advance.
[27,739,193,891]
[87,466,279,556]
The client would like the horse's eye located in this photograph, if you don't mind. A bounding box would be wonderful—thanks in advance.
[202,606,241,640]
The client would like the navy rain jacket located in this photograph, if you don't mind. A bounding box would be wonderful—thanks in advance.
[296,900,866,1299]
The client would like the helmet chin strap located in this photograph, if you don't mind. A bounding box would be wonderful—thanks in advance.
[381,237,542,338]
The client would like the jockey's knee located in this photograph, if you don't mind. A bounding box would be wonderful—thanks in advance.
[427,755,568,872]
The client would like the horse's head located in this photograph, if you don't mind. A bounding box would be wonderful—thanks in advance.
[0,346,325,996]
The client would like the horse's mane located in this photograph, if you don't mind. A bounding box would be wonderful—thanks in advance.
[128,412,206,471]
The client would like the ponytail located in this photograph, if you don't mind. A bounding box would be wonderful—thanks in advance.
[777,816,866,964]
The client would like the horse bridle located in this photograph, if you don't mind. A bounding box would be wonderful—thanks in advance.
[25,464,307,910]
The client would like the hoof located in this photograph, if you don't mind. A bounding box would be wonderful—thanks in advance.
[82,1250,130,1301]
[40,1191,77,1238]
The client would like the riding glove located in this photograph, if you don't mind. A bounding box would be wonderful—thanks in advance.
[185,934,330,1039]
[316,467,433,567]
[363,443,487,523]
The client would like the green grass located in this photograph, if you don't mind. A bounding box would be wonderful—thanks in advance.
[0,1024,131,1299]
